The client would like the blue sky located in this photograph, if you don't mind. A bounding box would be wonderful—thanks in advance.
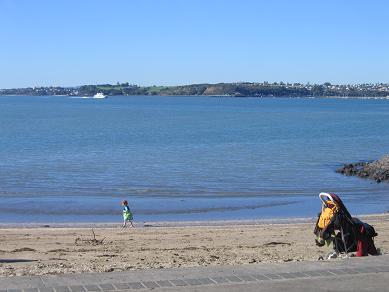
[0,0,388,87]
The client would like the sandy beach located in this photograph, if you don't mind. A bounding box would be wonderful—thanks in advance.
[1,215,388,277]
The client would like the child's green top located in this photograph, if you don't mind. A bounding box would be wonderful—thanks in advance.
[123,205,133,220]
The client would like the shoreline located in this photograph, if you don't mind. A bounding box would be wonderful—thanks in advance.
[1,212,387,229]
[2,94,389,99]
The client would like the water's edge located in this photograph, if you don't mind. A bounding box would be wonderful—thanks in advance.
[1,213,388,229]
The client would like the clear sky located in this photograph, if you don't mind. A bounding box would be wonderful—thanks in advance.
[1,0,388,88]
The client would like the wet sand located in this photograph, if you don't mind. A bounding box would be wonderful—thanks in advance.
[1,214,388,277]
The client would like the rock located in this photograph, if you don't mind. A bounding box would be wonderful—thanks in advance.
[336,155,389,183]
[336,162,367,176]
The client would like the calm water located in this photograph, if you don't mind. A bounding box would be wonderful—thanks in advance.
[1,95,389,223]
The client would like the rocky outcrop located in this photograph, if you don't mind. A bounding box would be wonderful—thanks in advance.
[336,156,389,183]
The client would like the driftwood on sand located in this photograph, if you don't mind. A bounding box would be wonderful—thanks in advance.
[74,229,106,246]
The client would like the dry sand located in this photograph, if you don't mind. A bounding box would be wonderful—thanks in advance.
[1,215,388,277]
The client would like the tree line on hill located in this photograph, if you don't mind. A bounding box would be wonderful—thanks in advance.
[1,82,388,98]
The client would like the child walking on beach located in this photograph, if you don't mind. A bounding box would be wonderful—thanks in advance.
[121,200,134,228]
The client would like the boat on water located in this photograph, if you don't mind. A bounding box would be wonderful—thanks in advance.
[93,92,107,99]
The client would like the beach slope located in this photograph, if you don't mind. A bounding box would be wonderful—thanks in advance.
[1,215,388,277]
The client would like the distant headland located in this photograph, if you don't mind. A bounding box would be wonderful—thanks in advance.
[1,82,389,98]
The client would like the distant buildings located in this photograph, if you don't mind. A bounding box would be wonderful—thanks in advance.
[0,82,388,98]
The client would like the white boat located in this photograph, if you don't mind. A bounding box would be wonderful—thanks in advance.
[93,92,107,99]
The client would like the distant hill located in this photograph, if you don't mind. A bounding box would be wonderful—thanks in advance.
[1,82,388,98]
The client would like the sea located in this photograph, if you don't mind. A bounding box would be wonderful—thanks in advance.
[1,95,389,223]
